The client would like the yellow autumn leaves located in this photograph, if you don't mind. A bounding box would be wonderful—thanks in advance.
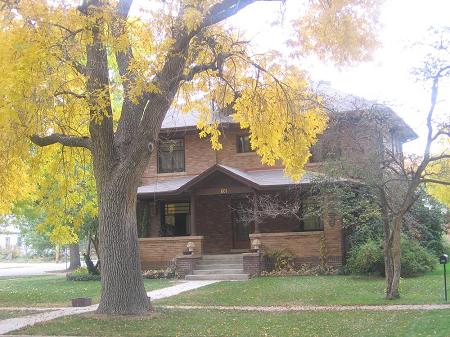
[0,0,381,217]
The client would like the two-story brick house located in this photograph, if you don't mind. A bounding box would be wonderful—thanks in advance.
[136,89,417,279]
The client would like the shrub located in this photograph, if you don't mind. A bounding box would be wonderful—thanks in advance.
[265,249,295,272]
[400,239,435,277]
[66,267,101,281]
[441,238,450,256]
[262,264,337,276]
[347,237,435,277]
[347,239,384,275]
[67,265,177,281]
[142,265,176,279]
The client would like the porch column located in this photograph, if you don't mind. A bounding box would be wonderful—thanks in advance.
[253,191,260,234]
[190,192,196,235]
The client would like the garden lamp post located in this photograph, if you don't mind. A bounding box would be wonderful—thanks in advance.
[439,254,448,302]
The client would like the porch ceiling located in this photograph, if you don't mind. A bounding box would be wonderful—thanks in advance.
[137,164,323,197]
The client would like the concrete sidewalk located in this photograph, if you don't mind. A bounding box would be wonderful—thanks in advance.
[159,303,450,312]
[0,280,218,335]
[0,263,67,277]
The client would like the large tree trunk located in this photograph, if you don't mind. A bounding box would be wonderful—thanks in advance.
[69,244,81,270]
[95,172,150,314]
[384,217,402,299]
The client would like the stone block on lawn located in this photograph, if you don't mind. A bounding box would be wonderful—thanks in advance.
[71,297,92,307]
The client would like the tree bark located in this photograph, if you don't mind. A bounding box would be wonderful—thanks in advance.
[69,244,81,270]
[384,216,402,299]
[95,168,151,315]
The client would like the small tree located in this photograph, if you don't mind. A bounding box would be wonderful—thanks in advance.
[313,31,450,298]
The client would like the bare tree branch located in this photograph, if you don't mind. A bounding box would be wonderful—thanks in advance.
[54,90,86,99]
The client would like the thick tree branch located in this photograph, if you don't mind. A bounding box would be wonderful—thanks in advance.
[113,0,134,78]
[30,133,92,150]
[428,154,450,162]
[72,61,87,76]
[202,0,282,28]
[84,2,116,174]
[421,178,450,186]
[181,52,231,81]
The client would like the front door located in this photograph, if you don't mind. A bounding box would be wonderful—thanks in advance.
[231,199,251,250]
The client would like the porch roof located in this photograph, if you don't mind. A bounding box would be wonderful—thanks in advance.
[137,165,322,196]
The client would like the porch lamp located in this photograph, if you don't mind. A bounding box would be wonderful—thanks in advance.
[251,238,261,252]
[187,241,196,253]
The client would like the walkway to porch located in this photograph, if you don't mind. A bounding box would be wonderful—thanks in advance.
[0,281,219,335]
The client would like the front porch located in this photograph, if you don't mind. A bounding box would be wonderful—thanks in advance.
[136,165,343,273]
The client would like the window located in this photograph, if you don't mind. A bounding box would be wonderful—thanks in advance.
[299,199,323,231]
[390,131,402,156]
[236,135,254,153]
[161,202,190,237]
[309,136,341,163]
[5,237,10,249]
[157,139,185,173]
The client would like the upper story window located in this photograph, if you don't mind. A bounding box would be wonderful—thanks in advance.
[236,135,254,153]
[309,137,341,163]
[157,139,185,173]
[391,131,403,156]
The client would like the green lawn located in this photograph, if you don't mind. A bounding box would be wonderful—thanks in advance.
[158,268,448,306]
[15,309,450,337]
[0,310,44,320]
[0,275,172,307]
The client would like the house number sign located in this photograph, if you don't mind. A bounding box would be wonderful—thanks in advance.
[220,188,228,194]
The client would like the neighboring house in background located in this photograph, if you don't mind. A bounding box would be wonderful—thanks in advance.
[136,85,417,279]
[0,221,25,257]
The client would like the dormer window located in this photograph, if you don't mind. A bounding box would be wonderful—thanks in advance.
[236,135,254,153]
[157,139,185,173]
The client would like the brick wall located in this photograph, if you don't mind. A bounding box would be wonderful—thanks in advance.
[216,130,282,171]
[243,252,262,277]
[250,213,343,268]
[139,236,203,269]
[141,117,394,187]
[141,129,282,185]
[323,213,343,260]
[250,232,322,257]
[175,255,201,278]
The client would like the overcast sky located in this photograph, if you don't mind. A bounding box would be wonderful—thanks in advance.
[228,0,450,155]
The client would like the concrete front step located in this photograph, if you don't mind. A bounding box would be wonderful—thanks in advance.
[193,269,244,275]
[196,263,244,270]
[199,259,243,264]
[185,254,248,281]
[186,273,249,281]
[202,254,243,262]
[202,254,244,259]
